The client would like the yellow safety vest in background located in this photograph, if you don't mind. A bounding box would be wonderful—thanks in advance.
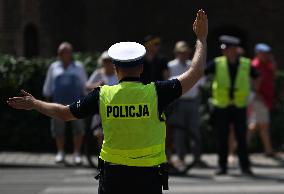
[212,56,251,108]
[99,82,166,167]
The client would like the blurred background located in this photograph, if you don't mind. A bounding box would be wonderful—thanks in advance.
[1,0,284,153]
[0,0,283,60]
[1,1,284,194]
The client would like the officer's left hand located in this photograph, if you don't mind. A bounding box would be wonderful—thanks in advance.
[193,9,208,42]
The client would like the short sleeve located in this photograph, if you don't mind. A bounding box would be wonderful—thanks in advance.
[204,60,216,75]
[69,87,101,119]
[155,79,182,114]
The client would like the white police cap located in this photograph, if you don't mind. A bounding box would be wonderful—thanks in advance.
[108,42,146,67]
[219,35,240,49]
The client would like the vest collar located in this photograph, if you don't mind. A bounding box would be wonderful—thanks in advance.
[119,77,141,83]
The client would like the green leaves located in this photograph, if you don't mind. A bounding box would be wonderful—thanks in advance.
[0,53,100,151]
[0,52,99,91]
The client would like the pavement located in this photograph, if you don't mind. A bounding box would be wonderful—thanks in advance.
[0,152,284,194]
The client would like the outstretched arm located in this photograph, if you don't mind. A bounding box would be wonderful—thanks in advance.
[7,90,76,121]
[178,9,208,94]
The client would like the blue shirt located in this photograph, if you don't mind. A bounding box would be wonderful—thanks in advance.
[43,60,87,104]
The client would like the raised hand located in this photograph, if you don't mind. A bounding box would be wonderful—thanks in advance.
[193,9,208,42]
[7,90,36,110]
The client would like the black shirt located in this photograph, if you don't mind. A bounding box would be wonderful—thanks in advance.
[205,58,259,99]
[69,78,182,119]
[140,55,168,84]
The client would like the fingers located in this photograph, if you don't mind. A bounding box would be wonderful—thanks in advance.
[193,9,208,41]
[193,20,197,29]
[7,90,34,110]
[7,98,25,109]
[8,97,25,101]
[7,97,24,103]
[196,9,207,21]
[7,102,21,109]
[195,9,208,27]
[7,98,31,109]
[197,10,201,20]
[7,97,24,106]
[21,89,31,96]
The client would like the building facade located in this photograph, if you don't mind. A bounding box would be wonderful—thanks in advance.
[0,0,283,64]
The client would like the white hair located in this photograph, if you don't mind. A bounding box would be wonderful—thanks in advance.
[57,42,73,55]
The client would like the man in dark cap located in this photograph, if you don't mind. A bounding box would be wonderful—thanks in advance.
[140,35,169,84]
[205,35,259,176]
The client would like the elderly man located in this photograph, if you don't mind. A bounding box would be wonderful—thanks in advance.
[167,41,207,171]
[43,42,87,165]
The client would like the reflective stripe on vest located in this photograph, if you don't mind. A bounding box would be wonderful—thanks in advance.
[99,82,166,167]
[212,56,250,108]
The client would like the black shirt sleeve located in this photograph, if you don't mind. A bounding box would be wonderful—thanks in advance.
[204,60,216,75]
[250,66,260,79]
[155,79,182,114]
[69,87,100,119]
[70,80,182,119]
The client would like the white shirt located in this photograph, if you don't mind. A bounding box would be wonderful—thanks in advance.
[87,69,118,86]
[168,58,204,99]
[43,60,88,97]
[87,68,118,130]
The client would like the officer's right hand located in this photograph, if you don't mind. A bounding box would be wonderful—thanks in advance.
[7,90,36,110]
[193,9,208,42]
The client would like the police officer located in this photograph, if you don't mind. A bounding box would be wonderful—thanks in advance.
[205,35,259,176]
[7,10,208,194]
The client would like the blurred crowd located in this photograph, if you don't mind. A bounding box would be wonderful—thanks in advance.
[43,35,278,175]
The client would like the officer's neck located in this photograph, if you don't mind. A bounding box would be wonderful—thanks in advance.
[116,67,142,81]
[118,75,140,82]
[117,71,139,79]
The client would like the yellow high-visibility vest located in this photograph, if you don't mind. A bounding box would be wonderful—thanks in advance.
[99,81,166,167]
[212,56,251,108]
